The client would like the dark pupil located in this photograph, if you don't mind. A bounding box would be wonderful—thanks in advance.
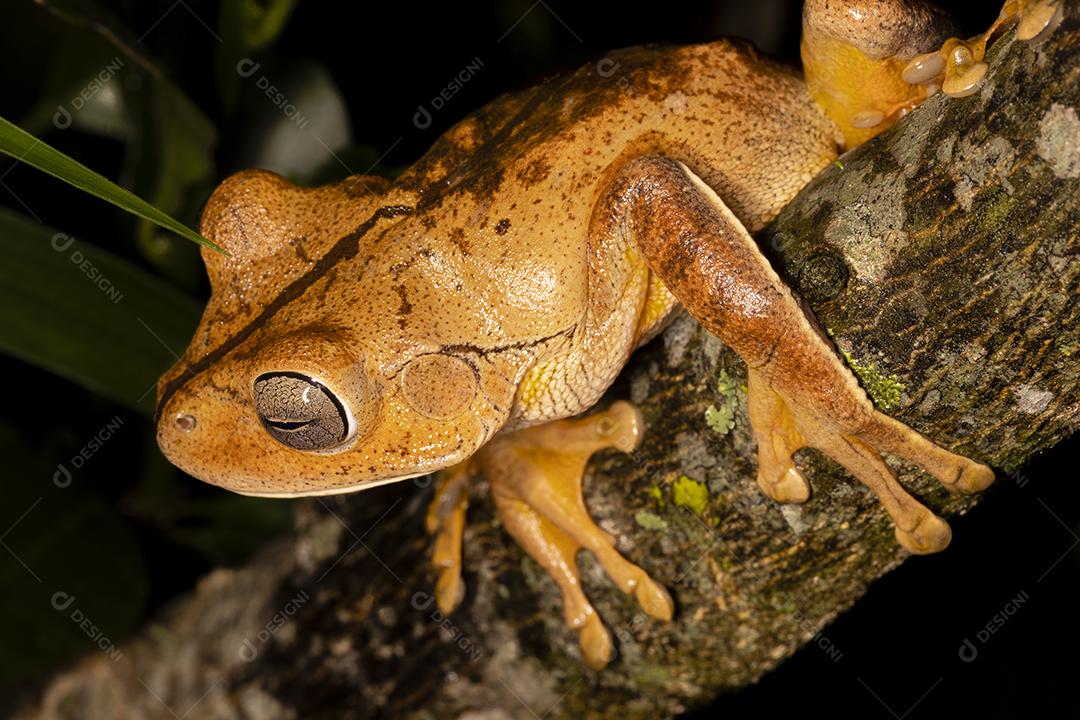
[254,373,347,450]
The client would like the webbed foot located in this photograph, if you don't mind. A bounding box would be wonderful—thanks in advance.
[802,0,1063,147]
[479,401,673,669]
[747,366,992,555]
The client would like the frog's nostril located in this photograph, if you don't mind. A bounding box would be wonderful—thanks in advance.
[174,413,197,432]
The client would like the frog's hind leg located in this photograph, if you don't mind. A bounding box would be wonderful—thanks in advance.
[478,401,674,669]
[607,154,995,555]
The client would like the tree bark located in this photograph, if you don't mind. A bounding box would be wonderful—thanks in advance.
[19,9,1080,719]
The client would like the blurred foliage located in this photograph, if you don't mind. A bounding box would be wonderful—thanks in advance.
[0,209,200,414]
[0,0,340,689]
[0,421,147,684]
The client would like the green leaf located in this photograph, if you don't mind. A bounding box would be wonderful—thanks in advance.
[0,115,223,253]
[0,209,202,415]
[128,79,218,289]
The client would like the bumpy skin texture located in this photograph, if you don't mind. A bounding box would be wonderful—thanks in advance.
[156,39,838,495]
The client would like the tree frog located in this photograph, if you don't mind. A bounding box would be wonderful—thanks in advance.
[156,0,1060,669]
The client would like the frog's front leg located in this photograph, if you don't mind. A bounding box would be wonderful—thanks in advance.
[801,0,1063,147]
[480,401,673,669]
[605,155,994,554]
[425,461,474,613]
[905,0,1063,98]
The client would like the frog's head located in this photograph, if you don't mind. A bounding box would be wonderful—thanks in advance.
[156,170,534,497]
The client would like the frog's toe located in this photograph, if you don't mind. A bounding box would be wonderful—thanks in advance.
[857,411,995,497]
[902,51,946,85]
[895,511,953,555]
[635,576,675,621]
[579,613,615,670]
[762,466,812,504]
[1016,0,1064,42]
[821,431,954,555]
[426,462,473,613]
[941,40,989,98]
[747,368,812,504]
[954,462,996,494]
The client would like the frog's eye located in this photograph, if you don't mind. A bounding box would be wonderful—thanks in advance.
[253,373,351,451]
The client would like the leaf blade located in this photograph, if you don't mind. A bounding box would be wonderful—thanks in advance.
[0,115,223,253]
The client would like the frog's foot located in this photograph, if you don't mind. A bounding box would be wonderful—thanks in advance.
[747,366,811,504]
[747,366,993,555]
[802,0,1063,146]
[903,0,1064,98]
[425,460,474,613]
[478,401,673,669]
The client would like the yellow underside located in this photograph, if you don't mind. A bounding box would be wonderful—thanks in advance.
[802,36,927,148]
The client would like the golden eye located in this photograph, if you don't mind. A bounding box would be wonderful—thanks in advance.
[400,354,478,420]
[253,373,350,451]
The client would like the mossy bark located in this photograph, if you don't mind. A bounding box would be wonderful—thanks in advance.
[19,8,1080,720]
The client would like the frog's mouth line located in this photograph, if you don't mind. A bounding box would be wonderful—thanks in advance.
[231,470,431,498]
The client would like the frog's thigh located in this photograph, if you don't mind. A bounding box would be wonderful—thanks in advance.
[478,401,673,669]
[605,155,994,554]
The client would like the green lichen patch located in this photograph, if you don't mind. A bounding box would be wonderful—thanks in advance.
[841,350,905,411]
[672,475,709,516]
[634,511,668,531]
[648,484,664,508]
[705,404,735,435]
[704,369,739,436]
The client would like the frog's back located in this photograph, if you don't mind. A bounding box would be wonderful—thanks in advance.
[399,38,840,234]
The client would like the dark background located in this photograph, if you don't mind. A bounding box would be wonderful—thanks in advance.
[0,1,1076,717]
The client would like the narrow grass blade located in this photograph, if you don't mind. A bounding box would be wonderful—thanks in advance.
[0,115,224,253]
